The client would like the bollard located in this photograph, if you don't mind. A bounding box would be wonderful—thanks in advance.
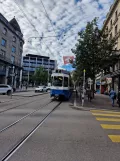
[74,90,77,107]
[82,94,84,107]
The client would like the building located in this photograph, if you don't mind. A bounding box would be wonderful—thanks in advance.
[101,0,120,93]
[22,54,57,83]
[0,13,24,88]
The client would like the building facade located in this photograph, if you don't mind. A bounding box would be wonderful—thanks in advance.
[101,0,120,93]
[22,54,57,84]
[0,13,24,88]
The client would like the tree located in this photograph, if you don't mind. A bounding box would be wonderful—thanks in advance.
[72,18,118,94]
[34,66,48,85]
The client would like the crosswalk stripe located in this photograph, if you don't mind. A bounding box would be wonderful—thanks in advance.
[96,117,120,122]
[108,135,120,142]
[92,113,120,117]
[101,124,120,129]
[91,110,120,114]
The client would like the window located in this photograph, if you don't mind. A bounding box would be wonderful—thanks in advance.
[20,50,22,56]
[106,26,108,32]
[115,25,118,35]
[20,41,23,47]
[0,49,6,56]
[0,85,8,88]
[3,28,7,35]
[11,56,15,64]
[53,76,63,87]
[1,38,6,47]
[115,10,118,19]
[13,36,16,42]
[110,19,112,27]
[64,77,68,87]
[110,33,112,39]
[12,46,16,53]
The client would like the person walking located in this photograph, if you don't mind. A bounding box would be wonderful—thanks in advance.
[117,90,120,108]
[109,88,116,107]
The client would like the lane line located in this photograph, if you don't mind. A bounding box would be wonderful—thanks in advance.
[96,117,120,122]
[101,124,120,129]
[108,135,120,142]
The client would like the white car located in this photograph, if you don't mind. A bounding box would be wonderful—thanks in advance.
[35,86,48,93]
[0,84,12,95]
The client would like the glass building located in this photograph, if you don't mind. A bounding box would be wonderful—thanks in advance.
[22,54,57,83]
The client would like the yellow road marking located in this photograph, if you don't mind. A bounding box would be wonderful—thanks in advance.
[101,124,120,129]
[92,113,120,117]
[108,135,120,142]
[96,117,120,122]
[91,110,120,114]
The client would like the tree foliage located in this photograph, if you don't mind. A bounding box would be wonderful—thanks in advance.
[34,66,48,85]
[72,18,118,82]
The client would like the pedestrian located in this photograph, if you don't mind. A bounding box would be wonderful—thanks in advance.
[87,88,92,102]
[109,88,116,107]
[117,90,120,108]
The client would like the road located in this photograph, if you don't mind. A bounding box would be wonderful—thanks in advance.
[0,93,120,161]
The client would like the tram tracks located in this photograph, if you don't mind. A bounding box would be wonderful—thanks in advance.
[0,101,62,161]
[0,93,49,114]
[0,100,53,133]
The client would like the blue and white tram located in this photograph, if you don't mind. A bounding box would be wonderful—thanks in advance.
[50,69,73,100]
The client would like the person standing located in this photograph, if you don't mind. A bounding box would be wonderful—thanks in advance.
[109,88,116,107]
[87,88,92,102]
[117,90,120,107]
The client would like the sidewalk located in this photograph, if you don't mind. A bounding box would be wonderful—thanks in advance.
[71,92,119,110]
[15,87,35,93]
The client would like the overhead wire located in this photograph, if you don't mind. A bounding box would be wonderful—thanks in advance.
[12,0,58,58]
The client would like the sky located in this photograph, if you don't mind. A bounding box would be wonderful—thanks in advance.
[0,0,114,66]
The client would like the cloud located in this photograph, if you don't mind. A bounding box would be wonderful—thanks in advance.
[0,0,114,65]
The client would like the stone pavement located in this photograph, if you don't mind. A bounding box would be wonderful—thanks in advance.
[72,92,119,110]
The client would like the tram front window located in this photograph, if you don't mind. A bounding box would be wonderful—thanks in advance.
[53,76,63,86]
[64,77,68,87]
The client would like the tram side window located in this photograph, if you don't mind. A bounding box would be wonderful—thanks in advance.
[64,77,68,87]
[53,76,63,86]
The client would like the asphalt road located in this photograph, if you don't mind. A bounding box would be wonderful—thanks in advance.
[0,93,120,161]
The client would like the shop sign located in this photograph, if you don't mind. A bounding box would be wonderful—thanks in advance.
[106,78,112,84]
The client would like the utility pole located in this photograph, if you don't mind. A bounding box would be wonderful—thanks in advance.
[48,58,50,85]
[82,69,86,107]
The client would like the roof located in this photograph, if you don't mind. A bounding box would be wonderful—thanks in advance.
[9,17,21,33]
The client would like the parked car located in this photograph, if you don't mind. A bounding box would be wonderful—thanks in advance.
[35,86,48,93]
[0,84,12,95]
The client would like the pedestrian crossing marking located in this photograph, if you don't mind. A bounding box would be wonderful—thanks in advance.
[92,113,120,117]
[96,117,120,122]
[91,110,120,114]
[101,124,120,129]
[91,110,120,143]
[108,135,120,142]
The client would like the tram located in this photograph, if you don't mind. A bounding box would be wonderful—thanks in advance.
[50,69,73,100]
